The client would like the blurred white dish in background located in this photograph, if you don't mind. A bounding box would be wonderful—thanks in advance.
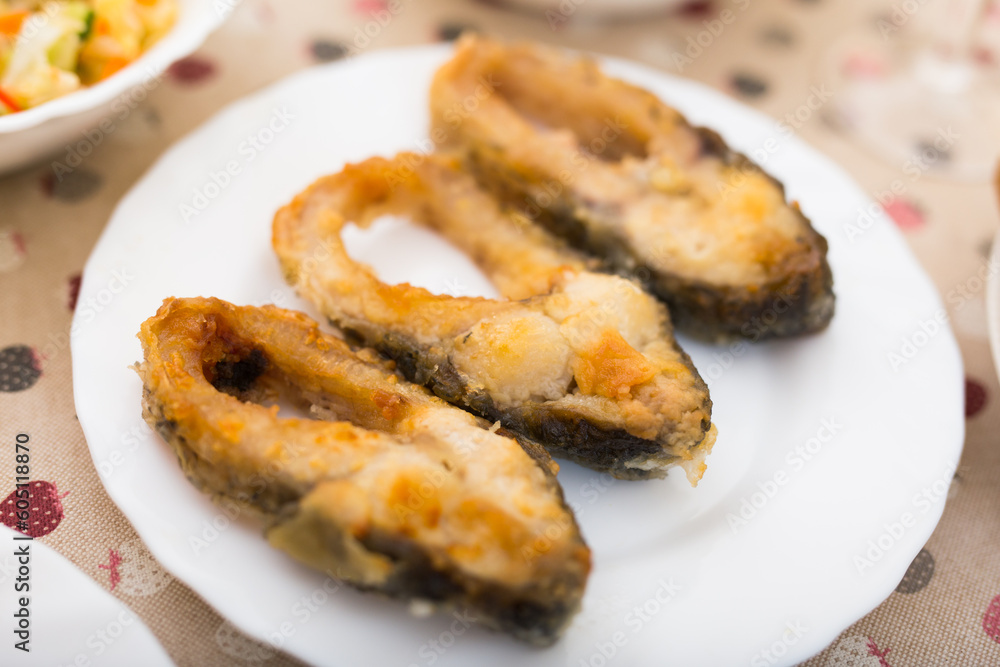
[0,526,172,666]
[986,225,1000,379]
[492,0,689,22]
[0,0,227,176]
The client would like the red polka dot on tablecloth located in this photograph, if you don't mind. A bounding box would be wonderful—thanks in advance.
[168,56,217,85]
[67,273,82,312]
[351,0,387,15]
[1,481,68,538]
[254,1,275,23]
[0,229,27,273]
[677,1,714,18]
[984,594,1000,644]
[882,198,925,231]
[843,52,887,78]
[966,378,987,418]
[973,47,995,65]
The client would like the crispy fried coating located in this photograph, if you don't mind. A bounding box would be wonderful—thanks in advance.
[272,154,716,482]
[429,36,834,342]
[136,297,589,644]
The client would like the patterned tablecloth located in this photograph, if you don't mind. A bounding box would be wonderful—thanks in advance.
[1,0,998,665]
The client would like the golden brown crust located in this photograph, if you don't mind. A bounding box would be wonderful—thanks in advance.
[136,297,589,644]
[272,153,715,482]
[429,35,834,341]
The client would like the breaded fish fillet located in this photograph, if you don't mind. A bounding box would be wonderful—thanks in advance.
[429,36,834,342]
[136,297,589,644]
[272,154,716,482]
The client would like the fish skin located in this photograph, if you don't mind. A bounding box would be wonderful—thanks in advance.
[137,297,589,644]
[272,154,716,483]
[373,328,677,481]
[430,36,835,342]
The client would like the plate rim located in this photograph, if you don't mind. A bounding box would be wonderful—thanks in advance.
[70,42,966,667]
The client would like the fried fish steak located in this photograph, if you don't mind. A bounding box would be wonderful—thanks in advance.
[136,297,589,644]
[429,35,835,342]
[272,153,716,482]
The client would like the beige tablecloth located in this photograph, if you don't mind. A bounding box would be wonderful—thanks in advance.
[1,1,998,665]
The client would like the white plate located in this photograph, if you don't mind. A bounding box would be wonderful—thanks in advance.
[71,45,965,667]
[0,0,226,174]
[1,526,173,666]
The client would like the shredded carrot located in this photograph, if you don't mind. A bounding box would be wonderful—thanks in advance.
[0,10,29,35]
[98,56,131,82]
[0,87,21,113]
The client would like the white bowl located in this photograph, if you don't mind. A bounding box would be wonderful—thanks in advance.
[0,0,227,175]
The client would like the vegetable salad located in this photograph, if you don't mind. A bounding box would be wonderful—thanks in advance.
[0,0,176,114]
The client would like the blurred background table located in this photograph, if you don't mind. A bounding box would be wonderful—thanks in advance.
[1,0,998,665]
